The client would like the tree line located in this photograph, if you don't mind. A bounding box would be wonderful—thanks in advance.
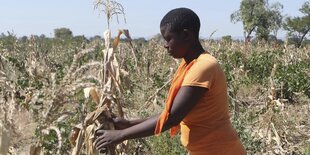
[1,0,309,48]
[231,0,310,47]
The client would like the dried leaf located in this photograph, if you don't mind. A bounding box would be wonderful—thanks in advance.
[71,128,84,155]
[83,87,92,99]
[102,78,113,95]
[112,30,123,49]
[85,124,99,155]
[84,111,96,125]
[84,87,101,105]
[121,29,132,40]
[104,30,111,49]
[90,88,100,105]
[111,54,121,85]
[93,106,107,121]
[106,48,114,64]
[69,127,81,146]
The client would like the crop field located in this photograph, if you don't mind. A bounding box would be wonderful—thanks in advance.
[0,32,309,154]
[1,0,310,154]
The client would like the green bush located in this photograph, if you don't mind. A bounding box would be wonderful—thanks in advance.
[245,50,279,84]
[147,131,187,155]
[275,61,310,100]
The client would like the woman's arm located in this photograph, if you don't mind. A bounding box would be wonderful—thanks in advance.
[94,86,207,150]
[112,117,148,130]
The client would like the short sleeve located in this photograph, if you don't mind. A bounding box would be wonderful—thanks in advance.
[181,60,217,89]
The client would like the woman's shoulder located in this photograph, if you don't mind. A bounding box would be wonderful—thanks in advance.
[197,52,218,63]
[193,52,219,69]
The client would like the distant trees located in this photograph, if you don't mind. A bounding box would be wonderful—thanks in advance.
[54,28,73,39]
[231,0,310,47]
[231,0,283,42]
[284,1,310,47]
[222,35,233,43]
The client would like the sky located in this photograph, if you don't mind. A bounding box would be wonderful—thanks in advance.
[0,0,307,39]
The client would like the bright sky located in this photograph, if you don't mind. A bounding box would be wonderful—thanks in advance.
[0,0,306,39]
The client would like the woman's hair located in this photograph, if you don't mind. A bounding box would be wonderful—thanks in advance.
[160,8,200,37]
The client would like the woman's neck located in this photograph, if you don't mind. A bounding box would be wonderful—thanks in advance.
[183,43,205,64]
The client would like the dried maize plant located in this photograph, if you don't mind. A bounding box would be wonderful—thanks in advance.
[0,54,16,155]
[252,64,294,154]
[70,29,134,155]
[0,34,105,154]
[69,1,132,154]
[0,35,25,154]
[94,0,126,29]
[0,36,21,119]
[70,30,135,154]
[16,36,104,154]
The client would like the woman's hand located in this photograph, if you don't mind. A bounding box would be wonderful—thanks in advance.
[94,129,125,151]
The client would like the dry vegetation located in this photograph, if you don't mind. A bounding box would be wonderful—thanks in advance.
[0,32,309,155]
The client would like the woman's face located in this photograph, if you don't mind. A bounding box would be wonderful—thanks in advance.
[160,25,189,59]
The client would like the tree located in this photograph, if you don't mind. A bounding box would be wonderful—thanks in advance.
[284,1,310,48]
[54,28,73,39]
[231,0,283,42]
[222,35,233,43]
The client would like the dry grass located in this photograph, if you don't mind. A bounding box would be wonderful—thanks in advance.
[0,31,309,154]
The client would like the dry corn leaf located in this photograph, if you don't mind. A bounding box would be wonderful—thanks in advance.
[90,88,100,105]
[71,128,84,155]
[121,29,134,50]
[121,29,132,40]
[85,124,99,155]
[84,87,101,105]
[93,106,107,121]
[103,48,114,65]
[102,77,113,95]
[83,87,93,99]
[111,55,121,84]
[104,30,111,49]
[69,127,81,146]
[112,29,132,49]
[112,30,123,49]
[84,111,96,126]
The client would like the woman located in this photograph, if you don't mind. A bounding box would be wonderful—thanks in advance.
[94,7,246,155]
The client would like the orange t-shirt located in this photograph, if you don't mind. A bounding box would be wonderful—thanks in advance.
[180,52,246,155]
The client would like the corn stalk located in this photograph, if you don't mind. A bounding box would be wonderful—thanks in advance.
[70,29,133,155]
[69,1,132,154]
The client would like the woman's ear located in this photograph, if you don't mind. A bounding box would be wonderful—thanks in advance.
[183,29,195,41]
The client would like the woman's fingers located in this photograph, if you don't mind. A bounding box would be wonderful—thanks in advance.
[96,140,110,150]
[94,130,105,147]
[93,130,123,151]
[94,135,108,149]
[94,134,114,151]
[95,129,105,135]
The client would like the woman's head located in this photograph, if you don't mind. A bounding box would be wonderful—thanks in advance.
[160,8,200,38]
[160,8,201,58]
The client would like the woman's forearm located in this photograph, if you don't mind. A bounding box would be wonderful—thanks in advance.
[128,118,148,127]
[121,113,178,140]
[122,114,159,140]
